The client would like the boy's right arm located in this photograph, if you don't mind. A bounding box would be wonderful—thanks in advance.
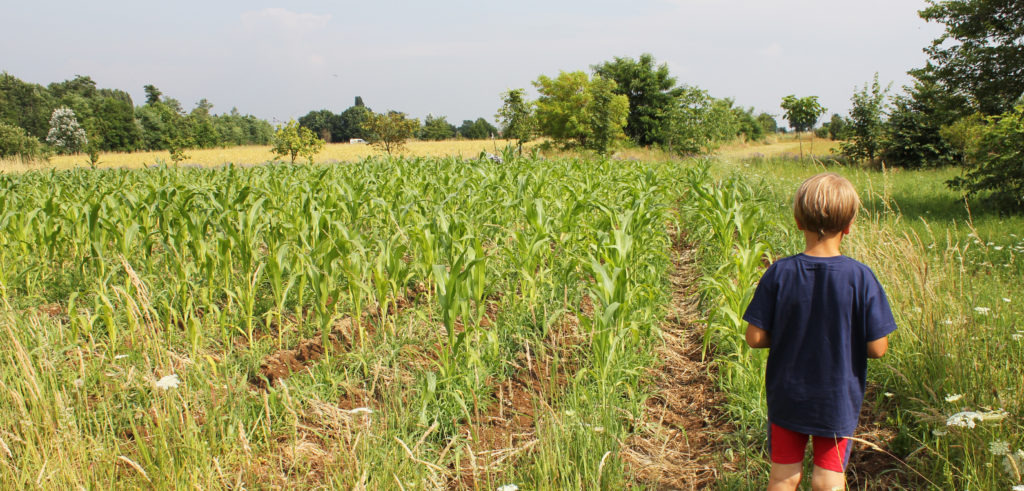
[746,324,771,349]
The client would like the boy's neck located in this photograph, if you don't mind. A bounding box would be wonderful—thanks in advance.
[802,229,845,257]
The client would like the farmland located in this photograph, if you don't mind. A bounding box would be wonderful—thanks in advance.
[0,148,1021,489]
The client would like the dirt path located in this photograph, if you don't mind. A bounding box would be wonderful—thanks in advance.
[623,229,735,489]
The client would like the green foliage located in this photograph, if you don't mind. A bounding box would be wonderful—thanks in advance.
[882,75,961,169]
[532,71,628,151]
[948,105,1024,207]
[919,0,1024,115]
[298,109,343,143]
[456,118,497,139]
[780,94,826,133]
[756,113,778,135]
[496,88,535,150]
[840,74,891,162]
[271,119,324,164]
[418,114,456,141]
[0,72,55,139]
[592,53,680,146]
[938,112,985,159]
[339,103,372,142]
[143,84,162,105]
[361,111,419,155]
[661,86,738,155]
[827,113,850,140]
[0,121,45,159]
[732,106,766,142]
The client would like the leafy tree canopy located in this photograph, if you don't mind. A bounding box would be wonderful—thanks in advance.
[496,88,534,150]
[780,95,826,132]
[919,0,1024,115]
[592,53,681,146]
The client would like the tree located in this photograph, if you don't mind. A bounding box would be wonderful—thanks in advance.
[496,88,534,150]
[532,71,628,150]
[419,114,456,140]
[586,75,630,154]
[0,121,44,159]
[361,111,419,155]
[592,53,680,146]
[827,114,849,140]
[46,106,88,154]
[757,113,778,135]
[298,109,340,142]
[919,0,1024,116]
[781,95,826,157]
[948,104,1024,208]
[339,104,371,142]
[840,74,891,162]
[662,86,738,155]
[143,84,162,105]
[271,119,324,164]
[457,118,498,139]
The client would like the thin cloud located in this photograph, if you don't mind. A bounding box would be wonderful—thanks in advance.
[240,8,331,32]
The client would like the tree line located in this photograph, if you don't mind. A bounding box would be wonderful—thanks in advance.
[0,74,273,159]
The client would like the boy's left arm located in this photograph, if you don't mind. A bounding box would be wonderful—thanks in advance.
[746,324,771,349]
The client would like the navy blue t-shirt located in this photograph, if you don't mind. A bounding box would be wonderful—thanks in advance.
[742,253,897,437]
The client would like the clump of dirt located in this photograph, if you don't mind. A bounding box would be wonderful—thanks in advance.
[623,229,736,489]
[251,317,358,389]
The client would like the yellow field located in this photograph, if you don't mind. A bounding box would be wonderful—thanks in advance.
[2,139,527,172]
[2,134,843,173]
[715,132,842,160]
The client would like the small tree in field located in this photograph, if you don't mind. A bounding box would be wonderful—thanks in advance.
[46,106,88,154]
[496,88,535,151]
[362,111,419,155]
[271,119,323,164]
[840,73,891,163]
[781,95,826,158]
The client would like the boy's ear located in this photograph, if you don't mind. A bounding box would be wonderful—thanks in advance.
[842,222,852,235]
[794,216,805,231]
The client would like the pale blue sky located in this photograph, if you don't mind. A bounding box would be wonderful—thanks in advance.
[1,0,944,125]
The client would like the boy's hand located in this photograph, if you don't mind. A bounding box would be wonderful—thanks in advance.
[866,336,888,358]
[746,324,771,349]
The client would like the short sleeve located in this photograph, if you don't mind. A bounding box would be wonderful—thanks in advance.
[743,262,778,333]
[864,272,898,341]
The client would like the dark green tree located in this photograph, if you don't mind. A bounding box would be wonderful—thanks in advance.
[339,104,372,141]
[143,84,162,105]
[299,109,340,142]
[828,114,849,140]
[756,113,778,135]
[919,0,1024,115]
[0,72,54,139]
[457,118,498,139]
[948,104,1024,207]
[592,53,681,146]
[419,114,456,140]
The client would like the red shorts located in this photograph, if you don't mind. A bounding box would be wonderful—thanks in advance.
[769,423,850,473]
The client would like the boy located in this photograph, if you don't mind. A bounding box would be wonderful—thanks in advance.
[743,173,897,491]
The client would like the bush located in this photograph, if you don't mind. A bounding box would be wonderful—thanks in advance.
[0,122,45,159]
[271,120,324,164]
[948,105,1024,208]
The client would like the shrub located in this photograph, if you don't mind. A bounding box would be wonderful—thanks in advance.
[271,119,324,164]
[948,105,1024,208]
[0,122,45,159]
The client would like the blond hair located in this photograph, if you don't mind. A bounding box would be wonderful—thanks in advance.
[793,173,860,238]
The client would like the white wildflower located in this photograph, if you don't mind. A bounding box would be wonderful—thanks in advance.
[975,307,991,315]
[945,393,964,403]
[1003,298,1011,303]
[994,246,1004,251]
[564,410,576,417]
[1013,334,1023,341]
[593,426,605,433]
[943,319,954,325]
[497,485,519,491]
[348,407,373,415]
[114,354,129,360]
[1012,484,1024,491]
[884,392,894,398]
[932,428,948,436]
[987,242,995,246]
[947,412,977,428]
[912,306,923,313]
[154,374,181,390]
[73,378,84,388]
[989,440,1010,456]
